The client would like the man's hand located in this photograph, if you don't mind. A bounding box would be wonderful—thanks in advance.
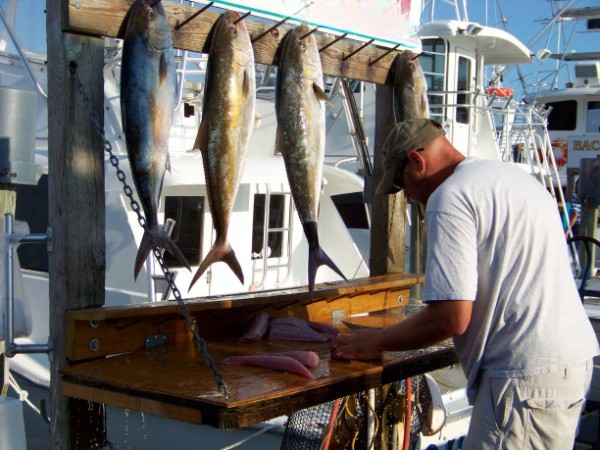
[330,328,384,360]
[330,300,472,361]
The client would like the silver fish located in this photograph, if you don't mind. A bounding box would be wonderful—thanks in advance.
[121,0,190,279]
[393,49,430,122]
[189,11,256,289]
[275,24,347,296]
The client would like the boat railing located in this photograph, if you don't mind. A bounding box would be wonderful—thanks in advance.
[250,184,294,290]
[2,213,51,356]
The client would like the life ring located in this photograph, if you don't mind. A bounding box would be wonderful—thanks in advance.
[487,87,514,97]
[551,140,568,168]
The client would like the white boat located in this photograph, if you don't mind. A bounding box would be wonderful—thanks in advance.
[1,1,582,449]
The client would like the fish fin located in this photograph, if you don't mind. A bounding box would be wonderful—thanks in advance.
[159,52,169,87]
[254,111,262,129]
[304,222,347,298]
[134,232,153,280]
[134,229,191,281]
[189,242,244,290]
[274,126,283,156]
[155,228,191,272]
[308,247,347,298]
[242,68,251,102]
[313,83,333,107]
[193,119,207,151]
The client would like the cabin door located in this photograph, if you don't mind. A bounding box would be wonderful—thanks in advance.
[446,46,475,154]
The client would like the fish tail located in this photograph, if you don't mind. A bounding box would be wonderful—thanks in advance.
[189,242,244,290]
[305,222,348,297]
[134,232,153,280]
[133,228,191,281]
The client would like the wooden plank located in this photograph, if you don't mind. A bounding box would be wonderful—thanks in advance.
[66,274,421,321]
[66,289,411,361]
[47,0,107,445]
[62,339,457,429]
[66,275,420,361]
[66,0,408,85]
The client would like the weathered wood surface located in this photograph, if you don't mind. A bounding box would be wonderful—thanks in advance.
[47,0,107,446]
[62,337,457,429]
[370,84,406,276]
[66,0,411,85]
[66,273,420,361]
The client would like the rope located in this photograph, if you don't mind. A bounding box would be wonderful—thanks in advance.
[219,422,284,450]
[8,372,42,416]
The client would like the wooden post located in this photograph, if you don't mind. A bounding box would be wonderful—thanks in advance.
[369,84,407,450]
[47,0,106,448]
[370,84,406,277]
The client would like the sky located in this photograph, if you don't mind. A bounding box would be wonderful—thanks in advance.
[424,0,600,100]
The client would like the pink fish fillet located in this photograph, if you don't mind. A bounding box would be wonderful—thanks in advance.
[270,351,320,368]
[222,354,314,378]
[239,311,270,342]
[268,323,331,342]
[268,317,336,342]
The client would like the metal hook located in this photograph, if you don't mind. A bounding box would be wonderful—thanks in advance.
[251,17,288,43]
[233,11,251,24]
[319,32,348,53]
[341,39,374,62]
[299,27,318,40]
[175,1,214,30]
[368,44,399,66]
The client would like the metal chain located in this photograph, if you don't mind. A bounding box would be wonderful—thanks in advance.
[69,62,228,396]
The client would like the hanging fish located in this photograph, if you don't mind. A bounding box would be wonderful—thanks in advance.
[120,0,190,280]
[275,24,347,296]
[393,49,430,122]
[189,10,256,289]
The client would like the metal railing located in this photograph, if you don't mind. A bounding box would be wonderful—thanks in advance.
[3,213,51,357]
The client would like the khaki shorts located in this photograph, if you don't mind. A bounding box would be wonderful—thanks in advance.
[462,360,592,450]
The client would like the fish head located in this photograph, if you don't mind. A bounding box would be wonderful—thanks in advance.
[280,25,322,82]
[125,0,173,51]
[394,50,427,91]
[210,11,254,57]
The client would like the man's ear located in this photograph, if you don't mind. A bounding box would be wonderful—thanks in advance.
[407,149,425,170]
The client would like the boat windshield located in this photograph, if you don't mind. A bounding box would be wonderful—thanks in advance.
[0,0,46,56]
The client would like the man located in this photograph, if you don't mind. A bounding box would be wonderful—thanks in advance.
[331,118,599,449]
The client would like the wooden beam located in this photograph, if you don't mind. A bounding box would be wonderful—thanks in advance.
[66,0,407,85]
[370,85,406,276]
[47,0,106,447]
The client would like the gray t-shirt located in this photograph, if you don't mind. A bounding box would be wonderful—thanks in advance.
[422,158,599,402]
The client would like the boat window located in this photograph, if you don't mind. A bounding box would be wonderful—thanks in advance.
[546,100,577,131]
[163,196,204,267]
[421,38,446,123]
[15,175,48,272]
[587,101,600,133]
[456,56,471,124]
[251,194,285,259]
[331,192,369,230]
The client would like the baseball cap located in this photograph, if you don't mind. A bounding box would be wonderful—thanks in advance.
[375,118,446,195]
